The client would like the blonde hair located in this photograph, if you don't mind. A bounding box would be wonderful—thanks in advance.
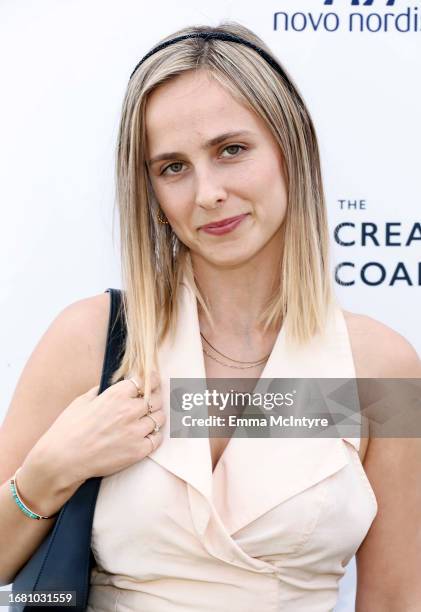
[111,20,335,399]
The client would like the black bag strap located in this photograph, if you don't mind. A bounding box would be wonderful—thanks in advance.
[98,288,127,393]
[12,288,127,612]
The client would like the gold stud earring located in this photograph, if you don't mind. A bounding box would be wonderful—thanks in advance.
[157,210,169,224]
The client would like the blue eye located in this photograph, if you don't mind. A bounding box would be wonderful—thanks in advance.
[221,144,246,157]
[160,161,184,176]
[160,144,247,176]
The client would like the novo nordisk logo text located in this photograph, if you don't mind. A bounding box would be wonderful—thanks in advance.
[274,0,420,33]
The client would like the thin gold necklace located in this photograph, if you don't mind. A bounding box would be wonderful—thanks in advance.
[201,345,269,369]
[200,331,271,369]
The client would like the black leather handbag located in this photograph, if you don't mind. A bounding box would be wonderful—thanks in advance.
[11,288,126,612]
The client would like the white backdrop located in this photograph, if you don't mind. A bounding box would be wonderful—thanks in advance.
[1,1,420,608]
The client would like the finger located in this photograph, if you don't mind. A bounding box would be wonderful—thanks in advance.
[126,377,144,398]
[141,389,162,414]
[122,373,161,399]
[135,396,162,419]
[140,409,166,433]
[127,394,162,419]
[128,371,161,395]
[138,409,166,437]
[142,431,162,455]
[116,377,146,399]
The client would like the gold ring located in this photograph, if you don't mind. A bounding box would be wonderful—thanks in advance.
[145,414,160,433]
[128,377,143,397]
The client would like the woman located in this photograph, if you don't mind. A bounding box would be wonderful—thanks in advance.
[1,21,420,612]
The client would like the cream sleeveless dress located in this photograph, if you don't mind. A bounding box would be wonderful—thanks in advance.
[87,277,378,612]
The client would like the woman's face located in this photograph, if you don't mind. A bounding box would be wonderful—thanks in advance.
[145,69,288,268]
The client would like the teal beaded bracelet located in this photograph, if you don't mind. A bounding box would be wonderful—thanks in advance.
[9,467,57,520]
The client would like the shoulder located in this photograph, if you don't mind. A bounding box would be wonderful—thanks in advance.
[52,290,110,348]
[342,309,421,378]
[16,290,113,400]
[57,291,111,337]
[51,292,112,384]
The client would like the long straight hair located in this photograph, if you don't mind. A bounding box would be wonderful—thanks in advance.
[110,21,335,400]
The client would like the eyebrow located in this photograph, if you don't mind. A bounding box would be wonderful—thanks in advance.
[147,130,254,166]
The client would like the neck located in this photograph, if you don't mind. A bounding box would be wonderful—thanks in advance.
[191,254,282,338]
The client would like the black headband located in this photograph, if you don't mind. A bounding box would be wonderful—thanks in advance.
[129,31,298,100]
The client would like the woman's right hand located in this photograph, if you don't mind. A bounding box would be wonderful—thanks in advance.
[22,371,165,488]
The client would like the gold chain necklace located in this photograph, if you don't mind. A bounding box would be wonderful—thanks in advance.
[200,332,270,369]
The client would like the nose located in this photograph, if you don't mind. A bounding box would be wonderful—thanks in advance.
[194,165,227,211]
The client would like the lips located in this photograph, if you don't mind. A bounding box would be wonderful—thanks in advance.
[200,214,248,230]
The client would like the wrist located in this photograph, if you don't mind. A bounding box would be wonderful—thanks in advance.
[25,439,87,491]
[17,454,85,517]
